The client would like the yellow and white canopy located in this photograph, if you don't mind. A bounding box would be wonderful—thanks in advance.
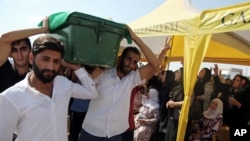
[124,0,250,140]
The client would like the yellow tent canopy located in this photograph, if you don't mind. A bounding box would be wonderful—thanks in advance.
[121,0,250,140]
[122,34,250,66]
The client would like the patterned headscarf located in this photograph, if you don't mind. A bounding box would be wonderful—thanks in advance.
[142,88,159,109]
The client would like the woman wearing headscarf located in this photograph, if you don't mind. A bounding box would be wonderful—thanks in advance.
[189,98,223,141]
[133,86,160,141]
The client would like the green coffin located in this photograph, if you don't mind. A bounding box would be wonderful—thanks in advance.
[40,12,131,68]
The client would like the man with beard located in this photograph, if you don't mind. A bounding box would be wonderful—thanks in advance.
[0,34,98,141]
[79,26,163,141]
[0,17,50,141]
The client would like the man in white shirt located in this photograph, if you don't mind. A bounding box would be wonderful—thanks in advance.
[79,26,162,141]
[0,23,98,141]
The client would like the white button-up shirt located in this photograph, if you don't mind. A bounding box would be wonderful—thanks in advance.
[0,68,98,141]
[83,68,145,137]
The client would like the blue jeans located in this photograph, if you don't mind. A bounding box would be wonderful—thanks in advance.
[78,129,122,141]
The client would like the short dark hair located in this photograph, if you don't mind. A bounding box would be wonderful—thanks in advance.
[233,74,243,81]
[11,38,31,49]
[120,46,140,60]
[32,36,64,57]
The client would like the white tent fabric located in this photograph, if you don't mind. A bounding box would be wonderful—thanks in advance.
[128,0,200,35]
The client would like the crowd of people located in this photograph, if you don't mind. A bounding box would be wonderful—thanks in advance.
[0,16,250,141]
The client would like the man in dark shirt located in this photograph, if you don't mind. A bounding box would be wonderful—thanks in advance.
[0,38,31,92]
[0,18,49,93]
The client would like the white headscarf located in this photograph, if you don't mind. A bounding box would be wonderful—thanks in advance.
[203,98,223,119]
[142,88,159,109]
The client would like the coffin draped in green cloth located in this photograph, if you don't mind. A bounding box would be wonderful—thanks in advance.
[38,11,132,68]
